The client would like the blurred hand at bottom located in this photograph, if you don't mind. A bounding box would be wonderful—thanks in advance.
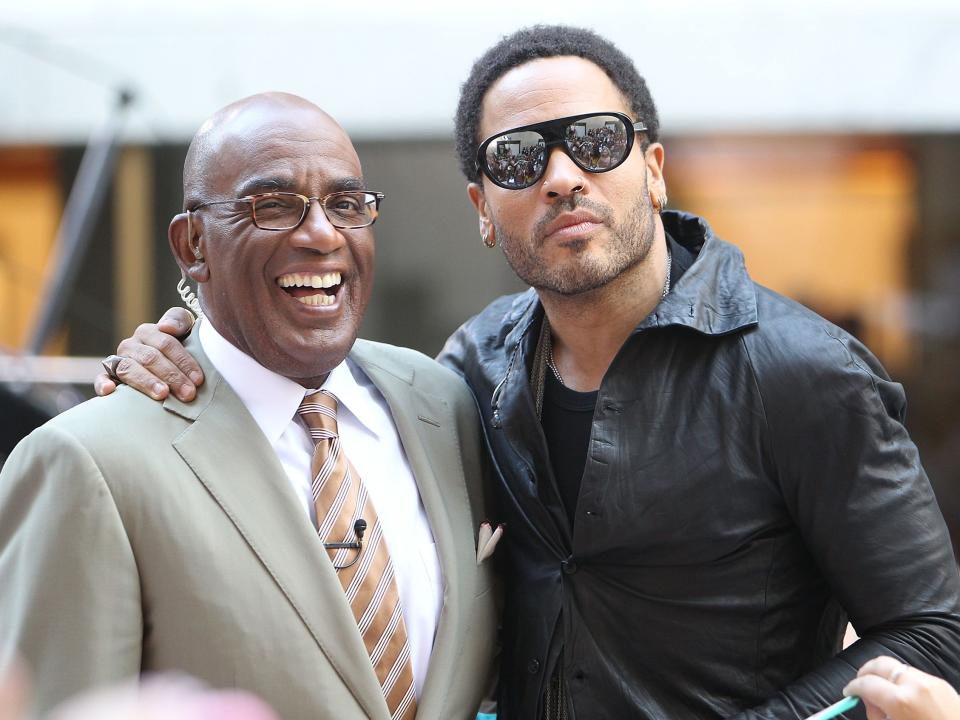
[0,660,28,720]
[48,674,279,720]
[844,655,960,720]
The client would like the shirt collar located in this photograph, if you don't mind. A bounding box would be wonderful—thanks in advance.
[322,359,383,442]
[198,318,380,443]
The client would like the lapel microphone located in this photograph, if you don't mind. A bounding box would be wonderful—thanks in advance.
[323,518,367,550]
[324,519,367,571]
[353,519,367,547]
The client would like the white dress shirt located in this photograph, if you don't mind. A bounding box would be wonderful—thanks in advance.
[199,319,443,698]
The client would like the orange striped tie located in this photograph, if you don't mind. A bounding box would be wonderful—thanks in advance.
[298,389,418,719]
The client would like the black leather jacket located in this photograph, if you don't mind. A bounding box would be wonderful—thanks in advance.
[438,211,960,719]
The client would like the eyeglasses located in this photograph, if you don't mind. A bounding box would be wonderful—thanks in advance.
[190,190,385,230]
[475,111,647,190]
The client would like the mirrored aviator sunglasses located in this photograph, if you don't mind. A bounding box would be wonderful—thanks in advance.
[476,111,647,190]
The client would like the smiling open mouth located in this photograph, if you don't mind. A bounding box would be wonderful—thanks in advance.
[277,272,342,307]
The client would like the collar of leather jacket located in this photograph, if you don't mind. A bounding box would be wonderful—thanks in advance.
[499,210,761,355]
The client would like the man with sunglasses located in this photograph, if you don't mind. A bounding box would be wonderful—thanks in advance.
[94,26,960,720]
[1,92,497,718]
[440,26,959,720]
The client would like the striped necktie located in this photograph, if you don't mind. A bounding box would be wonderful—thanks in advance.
[298,389,418,719]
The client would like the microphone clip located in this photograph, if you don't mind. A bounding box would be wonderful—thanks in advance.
[323,518,367,571]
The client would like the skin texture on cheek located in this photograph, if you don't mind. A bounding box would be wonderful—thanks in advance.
[491,173,656,296]
[204,228,373,387]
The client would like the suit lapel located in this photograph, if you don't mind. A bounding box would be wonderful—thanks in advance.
[349,341,466,717]
[167,337,390,720]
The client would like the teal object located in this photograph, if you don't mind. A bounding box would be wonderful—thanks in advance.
[803,695,860,720]
[476,714,497,720]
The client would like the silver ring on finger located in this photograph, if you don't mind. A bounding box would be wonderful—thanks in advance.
[889,662,907,684]
[101,354,128,383]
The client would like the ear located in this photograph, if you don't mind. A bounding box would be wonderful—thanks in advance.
[169,212,209,283]
[467,182,495,240]
[644,142,666,197]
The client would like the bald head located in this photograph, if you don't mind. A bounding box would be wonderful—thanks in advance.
[183,92,349,209]
[170,90,376,387]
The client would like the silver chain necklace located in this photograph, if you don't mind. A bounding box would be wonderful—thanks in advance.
[547,248,672,386]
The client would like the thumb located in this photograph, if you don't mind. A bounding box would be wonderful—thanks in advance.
[157,307,196,338]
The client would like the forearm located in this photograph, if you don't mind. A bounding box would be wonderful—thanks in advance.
[745,335,960,717]
[728,615,960,719]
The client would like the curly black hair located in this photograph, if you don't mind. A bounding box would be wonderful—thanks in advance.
[454,25,660,183]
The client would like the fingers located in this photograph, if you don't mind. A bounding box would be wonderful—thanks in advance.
[133,318,204,388]
[846,656,960,720]
[156,307,196,338]
[93,372,118,397]
[109,350,170,400]
[95,308,204,403]
[112,342,184,401]
[845,657,906,720]
[116,320,204,400]
[845,674,899,720]
[857,655,906,680]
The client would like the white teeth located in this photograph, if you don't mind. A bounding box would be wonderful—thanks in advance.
[294,293,335,307]
[277,271,342,289]
[276,271,340,307]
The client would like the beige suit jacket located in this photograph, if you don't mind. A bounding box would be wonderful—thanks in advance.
[0,337,497,719]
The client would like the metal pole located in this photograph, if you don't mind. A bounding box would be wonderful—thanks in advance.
[26,88,134,354]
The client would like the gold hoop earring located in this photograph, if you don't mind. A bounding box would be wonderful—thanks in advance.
[482,229,496,248]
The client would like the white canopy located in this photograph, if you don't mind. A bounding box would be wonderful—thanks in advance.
[3,0,959,143]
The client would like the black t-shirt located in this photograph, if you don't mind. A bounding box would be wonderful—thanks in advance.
[541,374,598,527]
[540,234,695,526]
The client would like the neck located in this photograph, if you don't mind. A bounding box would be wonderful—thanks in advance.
[541,225,670,392]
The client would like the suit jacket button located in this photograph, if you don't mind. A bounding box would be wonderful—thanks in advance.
[527,658,541,674]
[562,557,578,574]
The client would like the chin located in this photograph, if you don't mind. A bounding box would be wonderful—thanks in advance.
[293,329,358,373]
[245,338,345,387]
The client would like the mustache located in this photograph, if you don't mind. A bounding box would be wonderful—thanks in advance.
[532,196,614,245]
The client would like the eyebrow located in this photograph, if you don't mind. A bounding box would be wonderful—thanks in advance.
[236,177,293,197]
[329,176,365,192]
[236,175,366,197]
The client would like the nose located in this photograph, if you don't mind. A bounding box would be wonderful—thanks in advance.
[540,146,587,201]
[289,199,346,253]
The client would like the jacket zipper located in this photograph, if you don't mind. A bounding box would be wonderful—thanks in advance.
[490,329,526,429]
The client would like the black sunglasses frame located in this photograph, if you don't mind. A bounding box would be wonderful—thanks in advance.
[475,111,647,190]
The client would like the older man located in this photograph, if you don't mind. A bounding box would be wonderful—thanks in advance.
[0,92,496,719]
[96,26,960,720]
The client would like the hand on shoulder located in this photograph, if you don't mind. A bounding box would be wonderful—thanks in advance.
[94,307,204,402]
